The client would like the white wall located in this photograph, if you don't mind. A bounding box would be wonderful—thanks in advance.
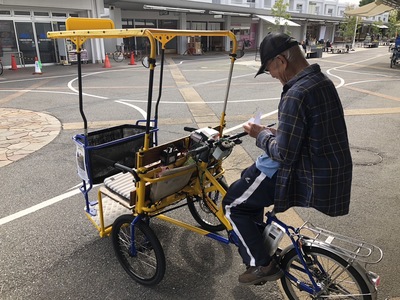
[1,0,92,10]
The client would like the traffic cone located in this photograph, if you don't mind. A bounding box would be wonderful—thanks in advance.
[103,54,111,68]
[10,54,18,70]
[32,57,43,75]
[128,52,136,65]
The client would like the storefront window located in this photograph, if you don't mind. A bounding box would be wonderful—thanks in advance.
[0,20,18,61]
[14,11,31,16]
[159,20,176,29]
[15,22,36,63]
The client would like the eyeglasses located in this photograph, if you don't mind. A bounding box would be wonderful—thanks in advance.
[264,54,285,74]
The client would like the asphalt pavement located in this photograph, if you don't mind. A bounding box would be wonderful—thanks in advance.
[0,48,370,168]
[1,46,399,300]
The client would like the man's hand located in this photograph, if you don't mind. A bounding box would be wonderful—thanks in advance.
[244,122,272,138]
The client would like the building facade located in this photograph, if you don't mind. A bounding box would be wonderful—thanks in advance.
[0,0,391,66]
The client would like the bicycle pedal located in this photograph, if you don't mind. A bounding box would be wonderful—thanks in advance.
[254,280,267,286]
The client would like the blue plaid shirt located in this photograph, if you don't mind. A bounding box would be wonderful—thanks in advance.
[256,64,352,216]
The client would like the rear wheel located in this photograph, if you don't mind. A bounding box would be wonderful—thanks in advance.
[280,245,372,299]
[113,51,124,62]
[187,176,228,232]
[134,50,143,62]
[0,61,3,75]
[112,215,166,286]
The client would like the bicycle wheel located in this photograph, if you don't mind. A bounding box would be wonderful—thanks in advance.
[280,245,372,299]
[112,215,166,286]
[187,176,228,232]
[135,50,143,62]
[183,48,194,56]
[113,51,124,62]
[0,61,3,75]
[390,56,394,68]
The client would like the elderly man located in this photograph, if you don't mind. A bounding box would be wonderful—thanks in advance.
[223,32,353,285]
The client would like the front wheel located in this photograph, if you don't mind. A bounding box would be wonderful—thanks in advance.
[113,51,124,62]
[0,61,3,75]
[112,215,166,286]
[280,245,372,299]
[187,176,228,232]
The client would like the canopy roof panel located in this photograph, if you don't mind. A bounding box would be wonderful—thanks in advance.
[379,0,400,9]
[344,1,394,17]
[256,15,301,27]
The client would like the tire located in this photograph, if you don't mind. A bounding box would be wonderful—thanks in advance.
[112,215,166,286]
[390,56,394,68]
[113,51,124,62]
[134,51,143,62]
[280,245,372,299]
[0,62,3,75]
[187,176,228,232]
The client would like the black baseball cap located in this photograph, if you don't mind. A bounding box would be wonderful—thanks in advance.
[255,32,299,77]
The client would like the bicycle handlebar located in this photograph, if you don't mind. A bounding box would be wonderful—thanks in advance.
[184,126,197,132]
[93,154,140,182]
[114,163,140,182]
[187,131,248,158]
[226,131,248,140]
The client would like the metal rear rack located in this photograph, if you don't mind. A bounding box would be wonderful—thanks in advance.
[299,221,383,265]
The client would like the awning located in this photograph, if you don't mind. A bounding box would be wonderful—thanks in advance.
[373,24,389,28]
[344,2,393,17]
[256,15,300,27]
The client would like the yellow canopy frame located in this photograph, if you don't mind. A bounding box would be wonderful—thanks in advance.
[48,17,238,60]
[47,17,239,150]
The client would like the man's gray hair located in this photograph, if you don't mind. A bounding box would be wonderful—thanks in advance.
[281,45,306,63]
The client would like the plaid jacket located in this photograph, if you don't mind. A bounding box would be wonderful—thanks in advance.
[257,64,352,216]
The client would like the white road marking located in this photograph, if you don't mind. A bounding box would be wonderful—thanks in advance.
[119,97,280,104]
[115,100,147,118]
[224,109,278,134]
[0,188,82,226]
[0,89,78,95]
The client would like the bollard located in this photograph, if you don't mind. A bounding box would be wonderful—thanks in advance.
[10,54,18,70]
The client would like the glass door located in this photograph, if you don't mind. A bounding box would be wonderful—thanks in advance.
[15,22,37,64]
[35,23,56,63]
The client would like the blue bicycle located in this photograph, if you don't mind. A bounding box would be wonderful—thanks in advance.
[264,210,382,299]
[390,47,399,68]
[111,131,383,299]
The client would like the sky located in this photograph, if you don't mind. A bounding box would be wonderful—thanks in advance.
[339,0,361,7]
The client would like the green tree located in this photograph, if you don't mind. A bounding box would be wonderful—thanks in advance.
[270,0,291,34]
[359,0,374,6]
[387,10,399,39]
[371,21,382,39]
[340,6,359,42]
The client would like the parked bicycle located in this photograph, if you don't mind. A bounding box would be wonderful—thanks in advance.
[112,43,144,62]
[183,46,204,55]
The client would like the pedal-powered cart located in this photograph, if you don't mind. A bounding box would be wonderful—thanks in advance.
[48,18,242,285]
[48,20,384,299]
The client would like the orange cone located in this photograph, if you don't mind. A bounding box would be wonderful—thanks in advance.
[103,54,111,68]
[129,52,136,65]
[10,54,18,70]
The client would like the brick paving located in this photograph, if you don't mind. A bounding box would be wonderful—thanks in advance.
[0,108,61,167]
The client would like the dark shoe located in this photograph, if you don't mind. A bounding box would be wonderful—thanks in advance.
[238,260,283,285]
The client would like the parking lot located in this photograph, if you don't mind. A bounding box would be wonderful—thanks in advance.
[1,46,399,299]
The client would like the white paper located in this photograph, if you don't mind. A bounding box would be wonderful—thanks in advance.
[248,111,262,125]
